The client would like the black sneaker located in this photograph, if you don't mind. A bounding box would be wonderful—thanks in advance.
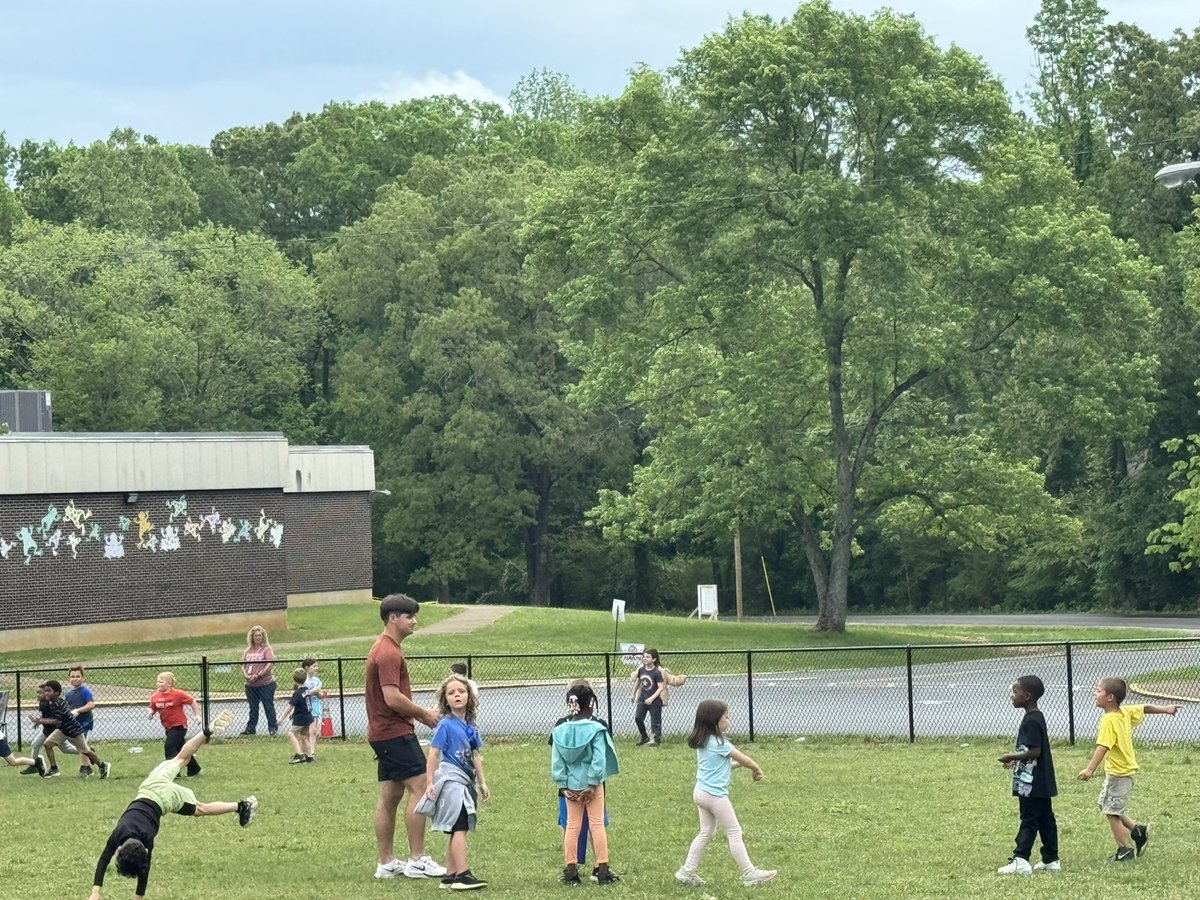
[99,761,112,780]
[450,870,487,891]
[303,755,315,763]
[560,867,581,885]
[78,766,93,779]
[1111,847,1135,862]
[595,870,620,885]
[19,764,39,775]
[1131,823,1150,856]
[439,872,459,889]
[43,766,60,778]
[288,753,305,764]
[238,796,258,827]
[635,738,648,746]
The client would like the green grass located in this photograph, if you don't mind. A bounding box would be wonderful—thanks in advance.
[8,736,1200,899]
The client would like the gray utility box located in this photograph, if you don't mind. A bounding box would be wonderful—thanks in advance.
[0,390,53,432]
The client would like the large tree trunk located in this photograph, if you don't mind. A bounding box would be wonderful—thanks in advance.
[524,461,552,606]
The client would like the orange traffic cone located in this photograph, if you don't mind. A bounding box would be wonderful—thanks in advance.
[320,713,334,738]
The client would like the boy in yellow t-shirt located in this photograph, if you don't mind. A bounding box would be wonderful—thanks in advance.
[1077,677,1179,861]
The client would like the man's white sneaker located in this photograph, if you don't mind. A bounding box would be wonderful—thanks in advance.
[675,867,705,886]
[405,855,449,878]
[997,858,1033,875]
[1032,860,1061,872]
[742,868,777,886]
[375,858,406,879]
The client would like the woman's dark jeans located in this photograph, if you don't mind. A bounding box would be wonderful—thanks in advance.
[244,682,278,734]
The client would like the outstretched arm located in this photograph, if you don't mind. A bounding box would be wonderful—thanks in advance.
[1145,704,1180,716]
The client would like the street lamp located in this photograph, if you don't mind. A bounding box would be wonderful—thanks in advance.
[1154,161,1200,189]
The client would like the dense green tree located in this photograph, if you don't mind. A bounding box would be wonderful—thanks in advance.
[322,155,607,604]
[528,1,1157,630]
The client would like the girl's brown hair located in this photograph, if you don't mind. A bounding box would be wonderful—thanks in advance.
[687,699,729,749]
[436,674,478,723]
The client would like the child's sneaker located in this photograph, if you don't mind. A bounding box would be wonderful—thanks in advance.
[19,763,40,775]
[78,766,93,779]
[439,872,459,889]
[742,868,777,886]
[675,867,705,886]
[288,753,305,764]
[1131,823,1150,856]
[1031,860,1061,872]
[1111,847,1135,862]
[42,766,60,778]
[560,867,582,885]
[594,870,620,885]
[303,755,315,763]
[238,795,258,827]
[997,858,1033,875]
[450,870,487,890]
[375,858,406,879]
[404,856,447,878]
[99,761,111,780]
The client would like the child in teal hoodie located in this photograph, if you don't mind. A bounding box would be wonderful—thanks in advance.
[551,683,620,885]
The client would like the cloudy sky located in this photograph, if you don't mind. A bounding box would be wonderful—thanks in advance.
[2,1,1195,148]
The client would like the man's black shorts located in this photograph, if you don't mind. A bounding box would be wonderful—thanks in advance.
[370,734,426,783]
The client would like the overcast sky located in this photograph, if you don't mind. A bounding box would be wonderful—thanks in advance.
[2,1,1195,148]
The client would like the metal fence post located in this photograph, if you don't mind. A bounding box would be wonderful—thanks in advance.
[15,670,22,750]
[337,657,347,740]
[1066,642,1075,746]
[747,650,755,743]
[604,653,614,732]
[200,656,210,729]
[906,646,915,743]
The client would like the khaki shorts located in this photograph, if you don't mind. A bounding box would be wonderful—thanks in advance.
[1099,774,1134,816]
[136,758,197,815]
[45,729,92,755]
[290,723,311,737]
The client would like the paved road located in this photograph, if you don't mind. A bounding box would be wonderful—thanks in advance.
[747,613,1200,631]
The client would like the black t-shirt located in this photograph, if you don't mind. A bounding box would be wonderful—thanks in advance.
[1012,709,1057,799]
[636,667,664,703]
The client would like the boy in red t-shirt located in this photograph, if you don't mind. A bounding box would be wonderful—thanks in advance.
[148,673,203,777]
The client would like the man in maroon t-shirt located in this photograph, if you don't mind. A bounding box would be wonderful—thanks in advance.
[366,593,444,881]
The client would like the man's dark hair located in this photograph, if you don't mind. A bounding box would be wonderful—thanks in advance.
[1015,675,1045,701]
[116,839,151,878]
[450,663,467,676]
[40,679,62,695]
[379,593,419,623]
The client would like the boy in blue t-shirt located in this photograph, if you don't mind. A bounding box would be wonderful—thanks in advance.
[279,668,315,763]
[66,666,98,778]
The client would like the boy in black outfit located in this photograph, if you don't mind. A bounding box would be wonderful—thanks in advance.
[997,675,1059,875]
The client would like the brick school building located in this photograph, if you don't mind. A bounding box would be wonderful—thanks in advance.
[0,432,374,651]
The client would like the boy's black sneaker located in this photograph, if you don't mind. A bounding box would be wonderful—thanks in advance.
[450,870,486,891]
[78,766,94,779]
[1131,823,1150,856]
[288,753,305,764]
[594,870,620,885]
[99,761,111,780]
[238,795,258,827]
[439,872,459,889]
[1111,847,1135,862]
[43,766,60,778]
[19,764,40,775]
[635,737,648,746]
[560,867,581,885]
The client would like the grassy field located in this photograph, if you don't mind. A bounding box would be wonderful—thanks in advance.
[7,735,1200,899]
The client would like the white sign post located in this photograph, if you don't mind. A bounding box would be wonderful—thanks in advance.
[696,584,719,620]
[611,598,626,650]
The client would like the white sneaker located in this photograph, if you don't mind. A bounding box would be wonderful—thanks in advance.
[374,858,406,879]
[997,858,1033,875]
[675,867,705,886]
[742,868,777,886]
[405,855,448,878]
[1032,860,1061,872]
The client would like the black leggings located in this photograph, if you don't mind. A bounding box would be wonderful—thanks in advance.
[635,699,662,742]
[164,726,201,777]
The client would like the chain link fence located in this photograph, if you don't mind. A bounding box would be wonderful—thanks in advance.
[3,638,1198,749]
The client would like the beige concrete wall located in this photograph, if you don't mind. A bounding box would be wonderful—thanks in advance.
[0,610,288,653]
[287,588,374,608]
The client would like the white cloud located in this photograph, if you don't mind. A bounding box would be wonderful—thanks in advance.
[362,70,509,109]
